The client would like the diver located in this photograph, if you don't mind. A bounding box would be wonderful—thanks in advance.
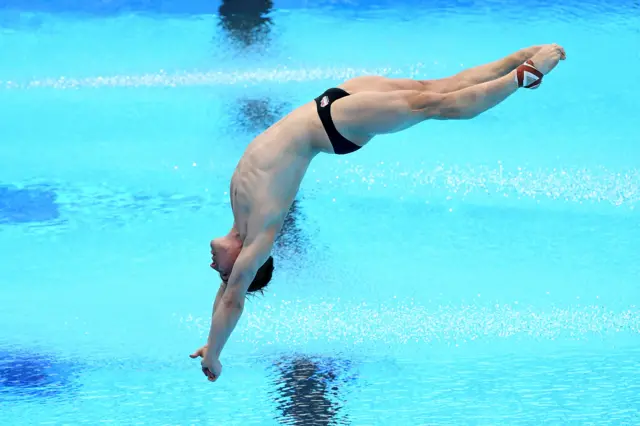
[190,43,566,381]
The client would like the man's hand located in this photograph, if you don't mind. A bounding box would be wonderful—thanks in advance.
[190,344,222,382]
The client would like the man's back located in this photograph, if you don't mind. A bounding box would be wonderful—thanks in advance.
[230,101,325,241]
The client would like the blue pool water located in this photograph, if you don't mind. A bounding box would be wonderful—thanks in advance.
[1,0,639,424]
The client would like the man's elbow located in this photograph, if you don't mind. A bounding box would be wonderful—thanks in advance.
[221,293,245,311]
[221,278,250,311]
[223,266,256,310]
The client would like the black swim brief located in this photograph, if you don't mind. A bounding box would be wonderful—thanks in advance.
[314,88,362,155]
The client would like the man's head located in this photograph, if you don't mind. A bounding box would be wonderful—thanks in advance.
[210,234,274,294]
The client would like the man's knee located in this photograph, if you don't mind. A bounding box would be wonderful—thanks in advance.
[421,76,467,94]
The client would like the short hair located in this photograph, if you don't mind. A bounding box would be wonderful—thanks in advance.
[247,256,274,295]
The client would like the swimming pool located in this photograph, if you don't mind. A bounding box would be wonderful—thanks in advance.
[1,0,639,424]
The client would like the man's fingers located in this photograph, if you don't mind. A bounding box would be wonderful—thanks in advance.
[190,345,209,359]
[202,367,216,381]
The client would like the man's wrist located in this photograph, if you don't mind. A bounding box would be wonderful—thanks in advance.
[204,349,216,361]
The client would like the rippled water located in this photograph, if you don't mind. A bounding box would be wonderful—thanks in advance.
[1,0,639,424]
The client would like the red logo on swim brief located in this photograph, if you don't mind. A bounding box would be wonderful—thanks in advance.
[320,96,329,107]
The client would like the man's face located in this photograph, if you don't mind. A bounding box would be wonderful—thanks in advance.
[210,237,238,282]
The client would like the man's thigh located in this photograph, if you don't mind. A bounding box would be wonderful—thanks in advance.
[338,76,426,94]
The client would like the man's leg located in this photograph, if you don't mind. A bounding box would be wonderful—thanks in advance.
[338,46,542,95]
[426,45,542,93]
[333,75,518,143]
[338,75,425,93]
[331,44,565,144]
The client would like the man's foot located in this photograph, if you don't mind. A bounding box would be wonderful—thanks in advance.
[529,43,567,75]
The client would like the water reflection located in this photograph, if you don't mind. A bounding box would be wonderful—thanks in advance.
[218,0,274,48]
[271,355,353,425]
[0,184,60,224]
[234,98,290,135]
[0,348,81,399]
[0,0,221,15]
[275,199,310,258]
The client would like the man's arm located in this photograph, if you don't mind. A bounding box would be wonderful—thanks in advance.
[206,227,277,359]
[212,282,226,312]
[189,283,225,358]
